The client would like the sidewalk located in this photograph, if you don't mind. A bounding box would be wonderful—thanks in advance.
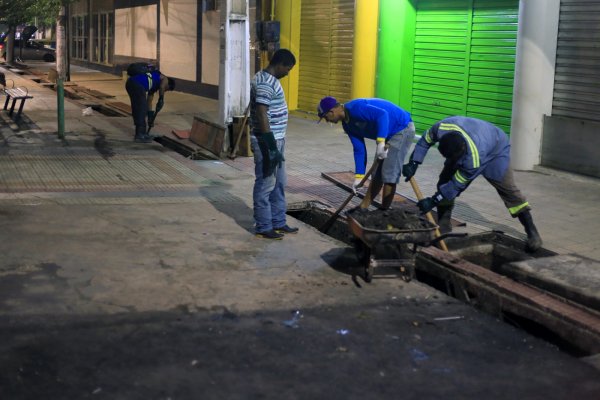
[1,62,599,399]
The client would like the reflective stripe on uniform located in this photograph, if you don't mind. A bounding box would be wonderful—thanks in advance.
[146,73,153,91]
[439,123,480,168]
[424,129,433,144]
[454,170,468,184]
[509,202,529,216]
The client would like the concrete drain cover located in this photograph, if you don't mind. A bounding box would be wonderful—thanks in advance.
[0,154,209,192]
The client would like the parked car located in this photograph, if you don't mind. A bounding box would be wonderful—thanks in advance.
[0,25,55,62]
[1,39,56,62]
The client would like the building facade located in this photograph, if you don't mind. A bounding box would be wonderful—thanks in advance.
[67,0,600,177]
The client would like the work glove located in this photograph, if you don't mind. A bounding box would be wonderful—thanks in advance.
[257,132,284,177]
[156,95,165,114]
[147,110,155,127]
[376,140,388,159]
[352,175,364,195]
[417,192,444,214]
[403,159,420,182]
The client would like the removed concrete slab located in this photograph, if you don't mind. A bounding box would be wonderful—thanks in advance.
[502,254,600,311]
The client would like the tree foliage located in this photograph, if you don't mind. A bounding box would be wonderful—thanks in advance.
[0,0,76,28]
[0,0,36,27]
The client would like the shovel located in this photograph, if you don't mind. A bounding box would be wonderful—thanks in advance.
[408,177,448,251]
[147,110,159,137]
[229,103,251,160]
[320,158,381,234]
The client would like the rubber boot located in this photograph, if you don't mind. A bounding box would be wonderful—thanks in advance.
[517,210,543,253]
[134,125,152,143]
[436,203,454,234]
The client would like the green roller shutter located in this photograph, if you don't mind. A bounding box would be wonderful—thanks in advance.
[297,0,354,114]
[411,0,518,134]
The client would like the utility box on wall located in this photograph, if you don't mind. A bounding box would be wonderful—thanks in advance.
[256,20,280,52]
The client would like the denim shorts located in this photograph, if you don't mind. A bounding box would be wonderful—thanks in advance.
[379,122,415,184]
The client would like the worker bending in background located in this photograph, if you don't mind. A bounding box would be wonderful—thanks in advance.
[317,97,415,210]
[125,65,175,143]
[402,116,543,252]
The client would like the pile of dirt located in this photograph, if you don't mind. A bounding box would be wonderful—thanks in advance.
[348,208,428,231]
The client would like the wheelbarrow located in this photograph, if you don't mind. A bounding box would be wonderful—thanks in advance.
[347,211,456,283]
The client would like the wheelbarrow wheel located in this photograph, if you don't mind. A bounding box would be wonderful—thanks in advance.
[365,260,374,283]
[353,240,371,265]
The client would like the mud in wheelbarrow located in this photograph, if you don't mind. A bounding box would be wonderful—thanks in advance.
[347,208,450,283]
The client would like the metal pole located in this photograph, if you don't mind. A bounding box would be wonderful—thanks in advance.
[57,78,65,139]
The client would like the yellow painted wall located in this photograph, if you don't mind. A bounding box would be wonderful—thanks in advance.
[275,0,300,110]
[351,0,379,99]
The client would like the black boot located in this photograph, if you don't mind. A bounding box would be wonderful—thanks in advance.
[436,203,454,234]
[517,210,543,253]
[134,125,152,143]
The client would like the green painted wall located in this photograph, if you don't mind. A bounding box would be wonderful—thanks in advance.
[376,0,519,135]
[376,0,416,110]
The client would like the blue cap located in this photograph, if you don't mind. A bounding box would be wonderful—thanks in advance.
[317,96,338,121]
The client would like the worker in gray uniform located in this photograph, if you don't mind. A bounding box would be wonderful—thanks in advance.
[402,116,543,252]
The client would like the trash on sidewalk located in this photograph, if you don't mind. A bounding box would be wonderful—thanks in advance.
[409,348,429,362]
[82,107,93,116]
[172,129,191,140]
[433,316,465,321]
[282,310,302,328]
[336,329,350,335]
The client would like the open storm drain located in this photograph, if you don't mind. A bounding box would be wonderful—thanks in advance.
[287,201,600,358]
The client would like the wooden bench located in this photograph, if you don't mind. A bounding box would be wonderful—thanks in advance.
[3,86,33,119]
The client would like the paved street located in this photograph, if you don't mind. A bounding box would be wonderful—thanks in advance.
[1,62,599,399]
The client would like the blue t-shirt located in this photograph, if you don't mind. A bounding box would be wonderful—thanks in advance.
[130,71,161,93]
[342,98,412,175]
[250,70,288,140]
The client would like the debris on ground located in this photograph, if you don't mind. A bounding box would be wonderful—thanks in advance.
[348,208,427,231]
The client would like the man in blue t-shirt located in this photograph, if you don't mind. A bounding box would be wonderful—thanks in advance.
[317,97,415,210]
[250,49,297,240]
[125,67,175,143]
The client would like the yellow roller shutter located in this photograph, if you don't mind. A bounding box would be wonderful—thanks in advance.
[297,0,354,114]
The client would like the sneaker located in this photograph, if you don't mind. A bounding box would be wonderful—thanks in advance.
[274,225,299,234]
[134,134,153,143]
[255,230,284,240]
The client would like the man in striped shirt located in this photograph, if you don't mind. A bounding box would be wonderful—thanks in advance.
[402,116,543,252]
[250,49,297,240]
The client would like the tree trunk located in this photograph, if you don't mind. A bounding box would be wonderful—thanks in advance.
[5,27,15,65]
[56,2,68,81]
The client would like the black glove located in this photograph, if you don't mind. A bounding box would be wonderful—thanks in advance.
[417,192,444,214]
[156,96,164,113]
[403,159,420,182]
[147,110,155,127]
[257,132,283,177]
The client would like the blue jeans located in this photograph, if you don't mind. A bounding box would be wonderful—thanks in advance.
[251,136,287,233]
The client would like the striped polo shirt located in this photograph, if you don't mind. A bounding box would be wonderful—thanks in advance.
[250,70,288,140]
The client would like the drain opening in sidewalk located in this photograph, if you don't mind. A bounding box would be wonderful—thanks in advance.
[88,105,124,117]
[153,136,217,160]
[287,201,596,358]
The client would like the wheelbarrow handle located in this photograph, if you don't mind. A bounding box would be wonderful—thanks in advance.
[428,232,467,246]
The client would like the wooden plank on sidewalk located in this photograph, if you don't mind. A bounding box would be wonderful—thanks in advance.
[105,101,132,115]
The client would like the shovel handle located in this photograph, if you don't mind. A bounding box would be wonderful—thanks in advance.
[409,177,449,252]
[229,103,251,159]
[320,158,381,233]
